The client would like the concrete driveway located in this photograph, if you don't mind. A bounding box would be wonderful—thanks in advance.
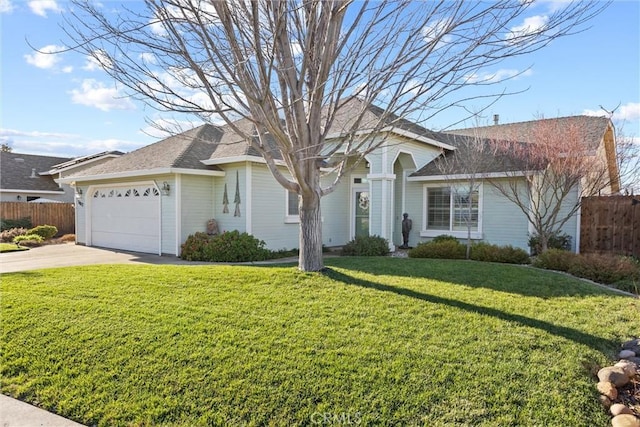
[0,243,202,274]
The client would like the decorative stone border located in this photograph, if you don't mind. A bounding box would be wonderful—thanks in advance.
[596,338,640,427]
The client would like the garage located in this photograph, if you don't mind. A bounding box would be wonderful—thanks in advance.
[90,184,160,254]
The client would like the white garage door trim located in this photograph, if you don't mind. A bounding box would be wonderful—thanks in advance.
[86,181,162,255]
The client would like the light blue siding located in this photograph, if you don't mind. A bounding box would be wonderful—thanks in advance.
[180,175,215,245]
[482,181,530,250]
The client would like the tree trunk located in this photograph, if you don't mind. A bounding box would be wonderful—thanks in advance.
[298,191,324,271]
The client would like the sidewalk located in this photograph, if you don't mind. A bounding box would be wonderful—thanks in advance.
[0,394,85,427]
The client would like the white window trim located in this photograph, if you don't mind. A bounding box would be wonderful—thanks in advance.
[284,189,300,223]
[421,182,484,239]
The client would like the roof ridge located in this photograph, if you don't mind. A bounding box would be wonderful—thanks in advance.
[449,114,609,132]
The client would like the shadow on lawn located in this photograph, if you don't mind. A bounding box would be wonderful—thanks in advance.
[322,257,622,298]
[322,267,617,353]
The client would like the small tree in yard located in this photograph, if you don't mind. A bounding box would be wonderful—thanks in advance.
[489,116,614,253]
[63,0,604,271]
[435,130,494,259]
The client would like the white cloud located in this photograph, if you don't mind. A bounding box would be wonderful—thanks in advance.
[83,50,112,71]
[24,44,64,69]
[465,68,533,84]
[70,79,136,112]
[62,65,73,73]
[422,19,454,48]
[583,102,640,123]
[0,128,147,157]
[0,0,14,14]
[507,14,549,43]
[28,0,62,17]
[139,52,157,65]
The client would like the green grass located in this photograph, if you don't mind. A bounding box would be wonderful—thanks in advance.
[0,243,29,253]
[1,258,638,426]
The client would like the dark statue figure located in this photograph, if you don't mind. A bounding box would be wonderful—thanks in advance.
[401,213,412,249]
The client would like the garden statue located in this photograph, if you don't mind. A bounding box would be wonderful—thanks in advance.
[401,213,412,249]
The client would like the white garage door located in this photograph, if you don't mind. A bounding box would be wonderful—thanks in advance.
[90,184,160,254]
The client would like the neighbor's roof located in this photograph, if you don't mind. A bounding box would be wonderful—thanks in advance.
[45,150,124,174]
[0,151,71,192]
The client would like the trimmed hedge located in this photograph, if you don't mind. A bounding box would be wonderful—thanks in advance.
[0,217,32,231]
[470,242,530,264]
[409,240,530,264]
[13,234,44,247]
[28,225,58,240]
[342,235,389,256]
[533,249,639,294]
[181,231,270,262]
[528,232,572,256]
[408,240,466,259]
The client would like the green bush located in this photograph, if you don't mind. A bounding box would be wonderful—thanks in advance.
[408,240,466,259]
[0,227,28,243]
[432,234,460,243]
[342,235,389,256]
[180,232,211,261]
[204,231,270,262]
[528,232,572,256]
[0,217,32,231]
[28,225,58,240]
[180,231,270,262]
[567,253,640,285]
[470,242,530,264]
[13,234,44,247]
[532,249,578,272]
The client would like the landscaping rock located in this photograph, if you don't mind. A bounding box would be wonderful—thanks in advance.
[597,381,618,400]
[624,357,640,366]
[599,395,612,409]
[598,366,631,387]
[619,349,637,359]
[622,338,640,350]
[611,414,640,427]
[615,360,638,378]
[610,404,634,417]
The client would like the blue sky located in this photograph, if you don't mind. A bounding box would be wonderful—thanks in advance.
[1,0,639,159]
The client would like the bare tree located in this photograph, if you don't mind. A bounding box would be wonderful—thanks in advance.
[434,130,494,259]
[488,116,614,253]
[63,0,605,271]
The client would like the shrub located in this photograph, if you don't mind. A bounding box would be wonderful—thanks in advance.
[528,232,572,256]
[567,253,640,285]
[470,242,530,264]
[180,232,215,261]
[532,249,578,272]
[181,231,270,262]
[205,231,270,262]
[0,217,32,231]
[13,234,44,247]
[0,227,28,243]
[28,225,58,240]
[432,234,460,243]
[408,240,466,259]
[342,235,389,256]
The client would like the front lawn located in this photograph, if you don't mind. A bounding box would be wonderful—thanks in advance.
[0,243,29,253]
[1,258,637,426]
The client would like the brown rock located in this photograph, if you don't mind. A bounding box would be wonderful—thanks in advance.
[599,395,612,409]
[611,414,640,427]
[598,366,631,387]
[615,360,638,378]
[597,381,618,400]
[611,404,634,416]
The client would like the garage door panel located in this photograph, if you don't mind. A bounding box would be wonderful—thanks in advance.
[90,184,160,254]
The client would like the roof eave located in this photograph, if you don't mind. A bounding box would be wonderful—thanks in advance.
[57,167,225,183]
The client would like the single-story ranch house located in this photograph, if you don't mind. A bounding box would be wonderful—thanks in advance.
[58,109,618,256]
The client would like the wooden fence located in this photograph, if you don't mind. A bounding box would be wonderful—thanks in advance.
[580,196,640,258]
[0,202,75,235]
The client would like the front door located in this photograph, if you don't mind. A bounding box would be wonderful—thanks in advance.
[353,189,370,238]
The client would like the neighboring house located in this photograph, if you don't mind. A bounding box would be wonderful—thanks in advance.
[0,151,122,204]
[58,112,618,256]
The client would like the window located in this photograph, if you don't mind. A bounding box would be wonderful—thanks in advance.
[285,190,299,222]
[423,184,481,238]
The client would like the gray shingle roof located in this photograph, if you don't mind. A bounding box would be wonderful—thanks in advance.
[1,152,71,192]
[411,115,610,178]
